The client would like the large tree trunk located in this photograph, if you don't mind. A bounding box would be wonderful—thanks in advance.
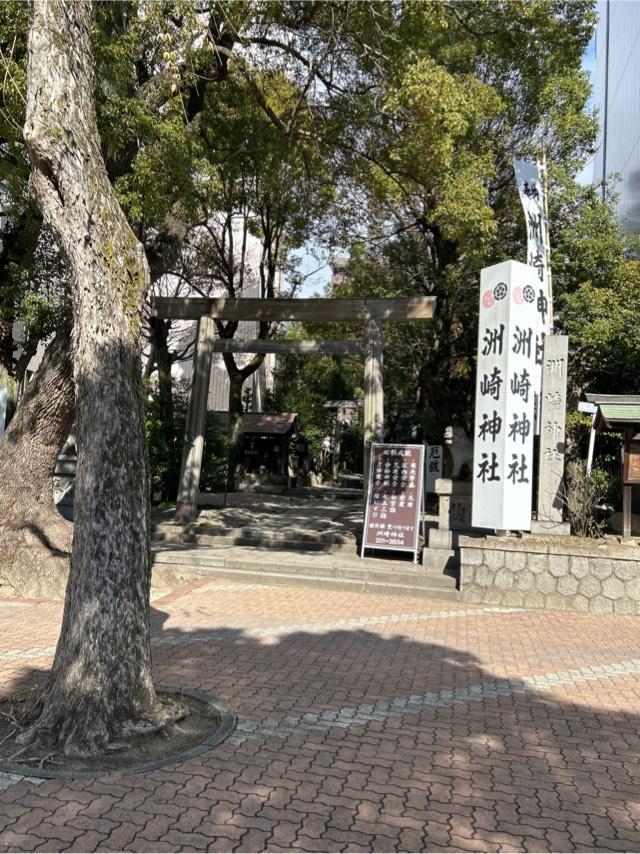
[14,335,40,389]
[0,325,74,598]
[19,0,181,757]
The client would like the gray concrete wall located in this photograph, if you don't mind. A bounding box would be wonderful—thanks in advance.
[459,535,640,615]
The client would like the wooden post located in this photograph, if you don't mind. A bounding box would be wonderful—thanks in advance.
[175,316,215,522]
[363,313,384,484]
[624,483,632,539]
[623,430,633,539]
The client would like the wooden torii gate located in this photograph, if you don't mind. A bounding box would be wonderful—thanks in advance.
[151,296,435,521]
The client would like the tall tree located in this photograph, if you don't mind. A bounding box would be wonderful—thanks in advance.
[18,0,181,757]
[157,70,335,490]
[320,1,597,438]
[0,2,76,593]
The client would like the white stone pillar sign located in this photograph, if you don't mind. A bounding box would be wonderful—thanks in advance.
[472,261,540,531]
[425,445,443,493]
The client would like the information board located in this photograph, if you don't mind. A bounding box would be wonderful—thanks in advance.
[472,260,539,531]
[624,441,640,484]
[361,443,425,562]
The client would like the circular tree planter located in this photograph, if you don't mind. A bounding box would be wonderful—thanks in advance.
[0,688,235,780]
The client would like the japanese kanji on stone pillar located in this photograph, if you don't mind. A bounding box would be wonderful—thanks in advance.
[534,335,570,533]
[472,260,541,531]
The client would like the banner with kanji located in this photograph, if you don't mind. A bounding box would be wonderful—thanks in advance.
[513,158,552,429]
[472,260,539,531]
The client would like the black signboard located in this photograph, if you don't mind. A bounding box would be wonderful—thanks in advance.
[361,443,425,562]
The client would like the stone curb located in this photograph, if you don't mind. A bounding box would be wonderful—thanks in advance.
[459,534,640,560]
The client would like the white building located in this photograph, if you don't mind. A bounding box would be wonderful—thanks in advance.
[152,216,282,412]
[593,0,640,231]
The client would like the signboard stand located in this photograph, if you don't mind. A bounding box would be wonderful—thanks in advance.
[361,443,425,564]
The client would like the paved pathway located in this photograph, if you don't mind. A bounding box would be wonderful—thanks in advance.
[1,580,640,851]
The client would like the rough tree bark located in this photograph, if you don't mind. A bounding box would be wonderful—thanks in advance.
[0,326,74,598]
[19,0,182,757]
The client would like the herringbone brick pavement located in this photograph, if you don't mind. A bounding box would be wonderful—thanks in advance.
[1,578,640,852]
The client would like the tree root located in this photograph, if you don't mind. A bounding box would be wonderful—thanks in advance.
[121,698,189,739]
[15,695,189,759]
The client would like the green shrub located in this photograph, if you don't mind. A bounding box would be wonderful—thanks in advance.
[564,461,613,538]
[200,414,229,493]
[145,377,231,502]
[145,383,182,503]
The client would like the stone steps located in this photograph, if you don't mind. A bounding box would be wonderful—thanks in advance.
[293,486,363,500]
[151,544,459,600]
[153,523,358,553]
[150,491,455,600]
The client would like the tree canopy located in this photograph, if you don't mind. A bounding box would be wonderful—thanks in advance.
[1,0,634,472]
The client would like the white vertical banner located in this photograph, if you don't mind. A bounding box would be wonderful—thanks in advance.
[513,159,552,431]
[425,445,443,493]
[472,261,540,531]
[513,159,551,324]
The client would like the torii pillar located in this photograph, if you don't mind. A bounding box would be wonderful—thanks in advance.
[363,313,384,481]
[175,316,215,522]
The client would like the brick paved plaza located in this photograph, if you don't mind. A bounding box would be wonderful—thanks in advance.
[1,580,640,852]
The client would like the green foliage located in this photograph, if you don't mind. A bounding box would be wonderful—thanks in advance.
[565,411,593,459]
[15,229,70,338]
[0,1,30,198]
[321,0,600,438]
[561,258,640,395]
[145,378,183,502]
[145,377,230,501]
[91,4,207,228]
[200,415,230,494]
[269,327,363,465]
[4,0,617,482]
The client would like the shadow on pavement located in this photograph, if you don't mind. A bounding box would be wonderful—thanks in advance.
[1,602,639,851]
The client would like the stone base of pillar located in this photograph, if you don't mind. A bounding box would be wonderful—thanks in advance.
[423,479,474,571]
[530,519,571,536]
